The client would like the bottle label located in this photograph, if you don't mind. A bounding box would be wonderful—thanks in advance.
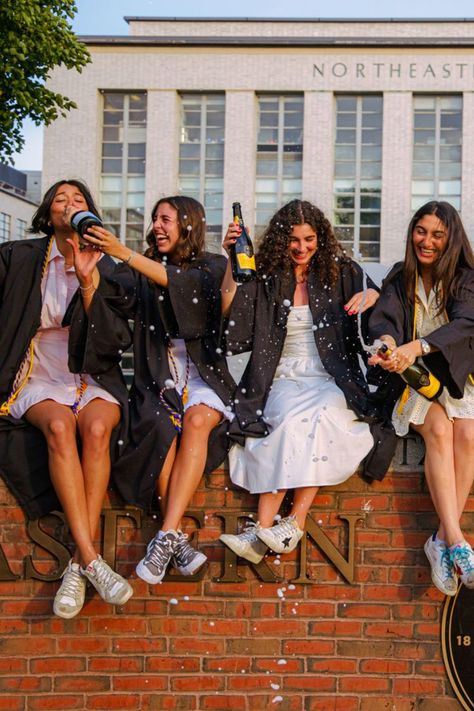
[237,253,256,270]
[418,374,442,399]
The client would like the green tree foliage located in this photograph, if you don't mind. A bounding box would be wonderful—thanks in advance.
[0,0,90,162]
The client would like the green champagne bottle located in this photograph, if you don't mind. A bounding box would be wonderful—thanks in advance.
[377,343,443,401]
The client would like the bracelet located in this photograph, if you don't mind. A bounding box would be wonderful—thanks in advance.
[122,251,134,265]
[79,283,95,293]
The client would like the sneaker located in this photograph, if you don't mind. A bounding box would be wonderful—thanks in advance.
[53,559,87,619]
[424,534,458,596]
[449,540,474,589]
[136,530,178,584]
[171,532,207,576]
[256,515,304,554]
[81,555,133,605]
[220,522,268,564]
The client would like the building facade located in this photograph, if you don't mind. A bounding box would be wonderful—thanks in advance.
[0,165,39,243]
[43,18,474,263]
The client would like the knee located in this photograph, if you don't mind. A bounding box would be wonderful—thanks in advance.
[424,419,452,447]
[82,419,111,450]
[46,418,76,452]
[456,423,474,451]
[183,410,207,433]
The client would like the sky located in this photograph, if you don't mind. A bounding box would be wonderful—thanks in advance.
[10,0,474,171]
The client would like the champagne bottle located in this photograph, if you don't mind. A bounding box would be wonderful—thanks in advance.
[230,202,256,283]
[377,343,443,401]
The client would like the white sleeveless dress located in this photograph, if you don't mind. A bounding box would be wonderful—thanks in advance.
[229,305,373,494]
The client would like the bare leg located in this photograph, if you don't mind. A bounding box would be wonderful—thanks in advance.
[155,436,178,518]
[289,487,319,530]
[257,490,287,527]
[452,418,474,522]
[412,403,461,545]
[25,401,97,566]
[161,405,221,531]
[77,399,121,552]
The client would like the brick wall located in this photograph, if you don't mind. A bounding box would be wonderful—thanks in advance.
[0,436,467,710]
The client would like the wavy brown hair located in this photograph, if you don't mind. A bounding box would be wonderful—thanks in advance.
[403,201,474,313]
[144,196,206,266]
[256,200,345,287]
[30,179,101,236]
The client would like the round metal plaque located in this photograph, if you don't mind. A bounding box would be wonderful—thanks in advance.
[442,585,474,710]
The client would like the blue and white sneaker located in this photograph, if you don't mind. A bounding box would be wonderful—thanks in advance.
[449,540,474,589]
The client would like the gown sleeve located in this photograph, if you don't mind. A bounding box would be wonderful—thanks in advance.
[223,279,259,355]
[368,264,407,347]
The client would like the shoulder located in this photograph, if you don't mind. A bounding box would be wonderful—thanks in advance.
[382,261,404,287]
[190,252,227,278]
[0,236,50,261]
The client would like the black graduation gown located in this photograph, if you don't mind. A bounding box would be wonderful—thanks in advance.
[71,253,236,510]
[368,261,474,408]
[0,236,126,519]
[224,259,397,481]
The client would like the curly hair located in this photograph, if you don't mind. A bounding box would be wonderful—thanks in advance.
[30,179,101,236]
[144,195,206,266]
[256,200,345,287]
[403,200,474,314]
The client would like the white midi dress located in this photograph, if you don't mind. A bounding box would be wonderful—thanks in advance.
[9,241,119,419]
[229,305,373,494]
[392,281,474,436]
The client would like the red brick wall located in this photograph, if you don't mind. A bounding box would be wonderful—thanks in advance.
[0,437,467,711]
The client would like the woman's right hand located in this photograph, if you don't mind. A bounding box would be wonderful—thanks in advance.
[222,222,241,255]
[82,225,131,262]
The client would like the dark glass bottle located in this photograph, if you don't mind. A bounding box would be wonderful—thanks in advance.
[378,343,443,401]
[230,202,256,283]
[70,211,103,240]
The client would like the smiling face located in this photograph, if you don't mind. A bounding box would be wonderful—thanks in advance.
[288,223,318,270]
[49,183,89,232]
[412,213,448,271]
[152,202,181,256]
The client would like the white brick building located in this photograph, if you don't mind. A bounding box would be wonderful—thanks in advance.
[43,17,474,263]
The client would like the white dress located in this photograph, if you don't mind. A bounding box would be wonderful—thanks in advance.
[9,241,119,419]
[229,305,373,494]
[393,281,474,436]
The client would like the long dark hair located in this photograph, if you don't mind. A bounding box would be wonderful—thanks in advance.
[144,195,206,265]
[29,179,101,236]
[256,199,345,287]
[403,201,474,312]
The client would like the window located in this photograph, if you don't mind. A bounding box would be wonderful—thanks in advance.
[15,219,27,240]
[333,95,383,261]
[100,92,147,253]
[255,95,303,239]
[178,94,225,253]
[0,213,11,243]
[412,95,462,211]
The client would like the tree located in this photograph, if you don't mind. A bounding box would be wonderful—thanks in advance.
[0,0,90,163]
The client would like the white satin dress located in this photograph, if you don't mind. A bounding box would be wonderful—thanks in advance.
[229,305,373,494]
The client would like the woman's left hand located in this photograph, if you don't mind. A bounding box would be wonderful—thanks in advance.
[67,239,102,286]
[81,225,130,262]
[344,288,379,315]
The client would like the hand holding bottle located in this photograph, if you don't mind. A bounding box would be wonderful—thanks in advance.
[222,221,241,255]
[368,337,420,373]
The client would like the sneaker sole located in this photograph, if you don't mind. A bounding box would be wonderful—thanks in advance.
[173,552,208,576]
[219,535,265,564]
[53,601,85,619]
[135,559,168,585]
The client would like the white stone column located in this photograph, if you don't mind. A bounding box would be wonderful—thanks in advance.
[380,92,413,265]
[144,90,180,220]
[222,91,258,238]
[302,91,334,217]
[461,92,474,243]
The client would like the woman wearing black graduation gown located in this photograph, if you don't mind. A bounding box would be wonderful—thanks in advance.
[368,200,474,597]
[218,199,395,563]
[0,180,133,619]
[77,195,236,584]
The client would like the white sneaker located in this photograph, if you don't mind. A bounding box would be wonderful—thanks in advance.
[53,559,87,619]
[449,540,474,589]
[136,530,178,584]
[220,522,268,564]
[257,515,304,554]
[81,555,133,605]
[171,532,207,575]
[424,534,458,596]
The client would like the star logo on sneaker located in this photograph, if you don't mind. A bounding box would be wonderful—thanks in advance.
[282,537,292,548]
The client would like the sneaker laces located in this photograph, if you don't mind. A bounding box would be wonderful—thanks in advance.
[173,533,194,564]
[238,521,261,542]
[146,535,175,569]
[91,559,121,591]
[272,516,297,537]
[440,548,455,579]
[452,545,474,574]
[59,567,83,600]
